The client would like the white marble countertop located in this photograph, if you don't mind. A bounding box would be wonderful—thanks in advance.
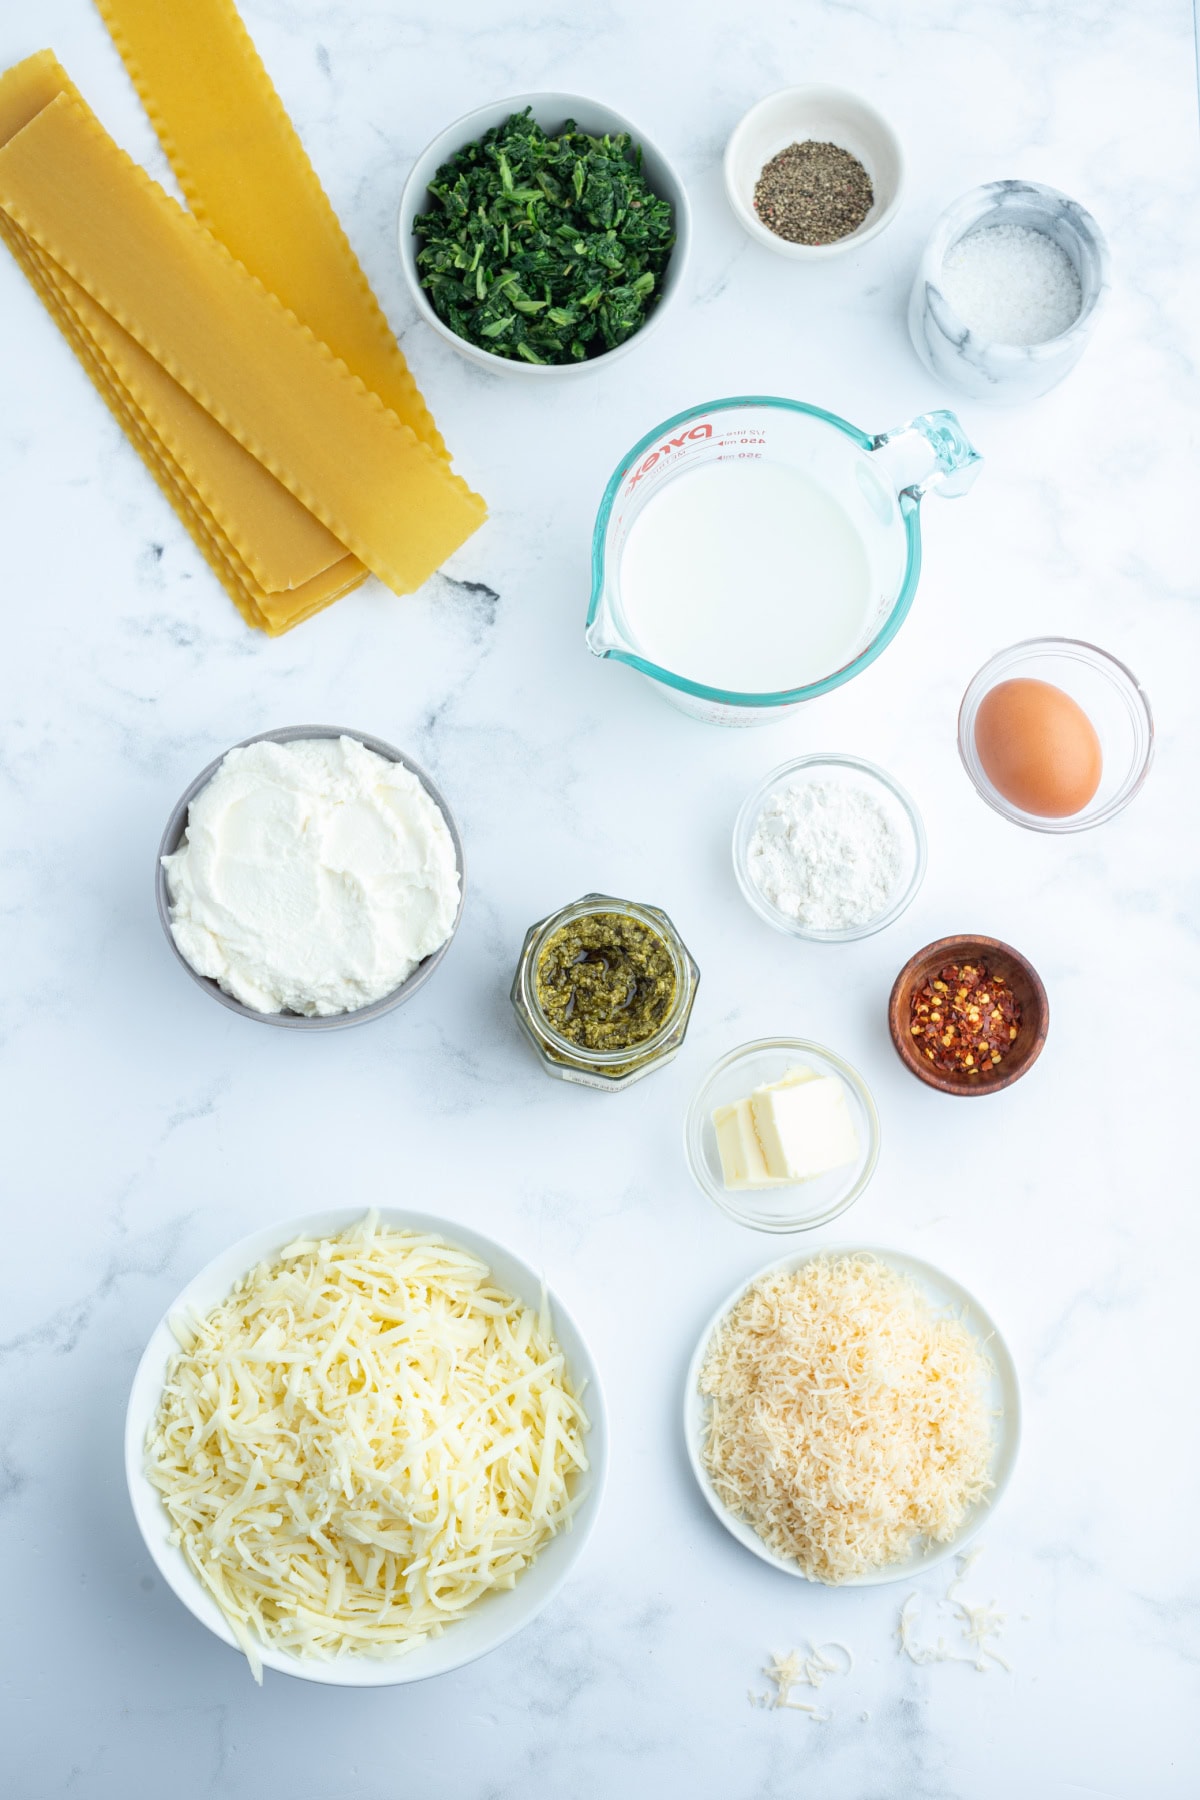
[2,2,1198,1795]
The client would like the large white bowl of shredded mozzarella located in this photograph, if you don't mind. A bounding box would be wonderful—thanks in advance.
[125,1209,605,1685]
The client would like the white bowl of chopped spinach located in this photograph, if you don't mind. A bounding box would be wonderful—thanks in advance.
[399,95,690,372]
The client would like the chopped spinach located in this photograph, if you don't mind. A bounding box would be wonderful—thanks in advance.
[413,109,675,365]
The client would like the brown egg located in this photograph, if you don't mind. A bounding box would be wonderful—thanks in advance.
[973,678,1102,817]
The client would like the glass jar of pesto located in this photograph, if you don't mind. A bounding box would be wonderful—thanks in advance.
[511,893,700,1090]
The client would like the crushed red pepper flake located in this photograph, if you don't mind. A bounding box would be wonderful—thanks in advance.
[908,960,1021,1079]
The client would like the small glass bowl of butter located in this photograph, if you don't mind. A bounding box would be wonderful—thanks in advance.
[684,1037,879,1231]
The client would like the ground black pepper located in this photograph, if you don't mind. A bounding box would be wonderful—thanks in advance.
[753,140,874,246]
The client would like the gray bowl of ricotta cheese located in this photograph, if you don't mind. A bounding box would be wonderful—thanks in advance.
[155,725,466,1029]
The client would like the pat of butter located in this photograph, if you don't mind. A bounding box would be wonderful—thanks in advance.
[713,1099,780,1188]
[713,1066,818,1190]
[750,1074,859,1183]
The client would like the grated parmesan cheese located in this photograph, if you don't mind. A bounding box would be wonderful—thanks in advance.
[146,1213,589,1679]
[699,1253,995,1584]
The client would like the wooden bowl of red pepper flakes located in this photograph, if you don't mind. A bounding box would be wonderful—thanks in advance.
[888,935,1048,1096]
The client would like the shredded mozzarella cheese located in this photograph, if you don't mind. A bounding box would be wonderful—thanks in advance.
[699,1253,995,1584]
[146,1213,589,1678]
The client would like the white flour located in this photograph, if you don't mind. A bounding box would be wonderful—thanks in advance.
[747,778,906,930]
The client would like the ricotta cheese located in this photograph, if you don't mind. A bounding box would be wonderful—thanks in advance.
[163,735,460,1015]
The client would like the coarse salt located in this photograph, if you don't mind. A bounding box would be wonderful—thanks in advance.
[940,223,1081,347]
[746,777,907,931]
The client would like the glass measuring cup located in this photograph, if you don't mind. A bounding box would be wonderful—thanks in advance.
[585,396,981,725]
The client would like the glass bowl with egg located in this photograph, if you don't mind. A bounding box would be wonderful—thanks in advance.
[732,753,926,942]
[684,1036,880,1232]
[957,638,1153,833]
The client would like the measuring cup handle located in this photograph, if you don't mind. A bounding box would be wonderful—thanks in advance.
[870,409,982,501]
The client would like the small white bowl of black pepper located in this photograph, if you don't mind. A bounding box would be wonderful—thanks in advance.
[724,86,903,259]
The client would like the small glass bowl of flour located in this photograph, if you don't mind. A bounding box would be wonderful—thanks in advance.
[733,754,926,942]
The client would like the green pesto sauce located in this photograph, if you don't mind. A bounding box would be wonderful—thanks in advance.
[535,911,676,1052]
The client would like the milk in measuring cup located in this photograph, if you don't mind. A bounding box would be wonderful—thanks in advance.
[616,461,872,694]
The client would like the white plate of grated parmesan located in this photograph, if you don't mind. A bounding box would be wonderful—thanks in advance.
[684,1246,1019,1586]
[125,1208,606,1685]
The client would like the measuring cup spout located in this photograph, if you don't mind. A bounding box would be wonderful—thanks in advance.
[585,606,621,659]
[870,408,982,502]
[586,531,630,658]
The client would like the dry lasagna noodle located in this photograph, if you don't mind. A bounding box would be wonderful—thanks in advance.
[95,0,446,460]
[0,42,484,634]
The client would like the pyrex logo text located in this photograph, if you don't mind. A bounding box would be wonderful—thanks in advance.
[626,422,713,489]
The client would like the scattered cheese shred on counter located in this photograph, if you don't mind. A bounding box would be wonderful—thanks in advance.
[699,1253,995,1584]
[777,1641,855,1691]
[897,1547,1012,1673]
[958,1601,1011,1672]
[944,1543,984,1600]
[755,1640,855,1715]
[749,1553,1013,1722]
[146,1213,588,1680]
